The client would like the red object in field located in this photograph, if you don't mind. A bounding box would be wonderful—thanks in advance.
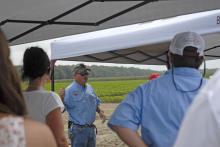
[148,73,160,80]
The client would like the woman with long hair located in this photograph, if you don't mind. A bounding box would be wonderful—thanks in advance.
[0,29,57,147]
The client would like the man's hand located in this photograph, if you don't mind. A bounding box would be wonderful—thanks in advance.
[58,88,65,102]
[98,110,107,124]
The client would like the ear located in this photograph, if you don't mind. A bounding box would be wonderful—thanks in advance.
[42,73,50,83]
[197,56,204,67]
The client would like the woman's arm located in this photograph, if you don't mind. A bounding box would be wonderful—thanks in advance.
[46,108,68,147]
[25,118,58,147]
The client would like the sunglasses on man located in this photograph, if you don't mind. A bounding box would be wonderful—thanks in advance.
[79,73,89,76]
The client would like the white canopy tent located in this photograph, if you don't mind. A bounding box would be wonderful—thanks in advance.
[50,9,220,90]
[1,0,220,46]
[2,0,220,90]
[51,9,220,65]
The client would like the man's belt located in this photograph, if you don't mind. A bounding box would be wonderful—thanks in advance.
[68,121,98,134]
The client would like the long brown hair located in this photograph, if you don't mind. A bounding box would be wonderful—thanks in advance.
[0,29,27,116]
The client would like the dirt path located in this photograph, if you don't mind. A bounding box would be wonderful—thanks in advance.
[63,103,128,147]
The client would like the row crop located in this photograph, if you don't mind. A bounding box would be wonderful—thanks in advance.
[22,79,147,103]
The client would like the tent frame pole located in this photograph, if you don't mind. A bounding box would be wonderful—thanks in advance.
[51,60,56,91]
[0,0,151,43]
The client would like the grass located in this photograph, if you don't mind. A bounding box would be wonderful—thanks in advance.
[22,77,147,103]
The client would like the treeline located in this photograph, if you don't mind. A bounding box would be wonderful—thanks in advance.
[54,65,162,79]
[15,65,218,80]
[15,65,163,80]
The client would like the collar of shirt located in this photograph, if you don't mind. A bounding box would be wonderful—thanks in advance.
[167,67,202,78]
[73,81,87,91]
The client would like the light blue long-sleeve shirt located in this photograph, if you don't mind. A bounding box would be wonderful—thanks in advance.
[108,67,206,147]
[64,81,100,125]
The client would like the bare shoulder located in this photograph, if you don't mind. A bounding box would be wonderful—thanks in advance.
[24,118,57,147]
[24,118,50,132]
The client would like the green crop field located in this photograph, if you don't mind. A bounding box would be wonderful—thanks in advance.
[22,78,147,103]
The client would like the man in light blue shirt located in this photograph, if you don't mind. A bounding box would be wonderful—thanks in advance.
[108,32,206,147]
[64,64,106,147]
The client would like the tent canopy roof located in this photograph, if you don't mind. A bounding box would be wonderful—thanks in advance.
[1,0,220,45]
[51,10,220,65]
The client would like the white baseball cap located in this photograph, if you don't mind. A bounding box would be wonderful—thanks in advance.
[169,32,205,56]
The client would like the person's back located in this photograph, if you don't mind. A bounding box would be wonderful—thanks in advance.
[23,89,64,123]
[139,67,204,147]
[22,47,68,147]
[108,32,206,147]
[0,115,57,147]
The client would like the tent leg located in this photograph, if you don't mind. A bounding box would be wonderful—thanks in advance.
[51,60,56,91]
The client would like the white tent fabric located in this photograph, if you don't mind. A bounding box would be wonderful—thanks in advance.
[1,0,220,45]
[51,9,220,65]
